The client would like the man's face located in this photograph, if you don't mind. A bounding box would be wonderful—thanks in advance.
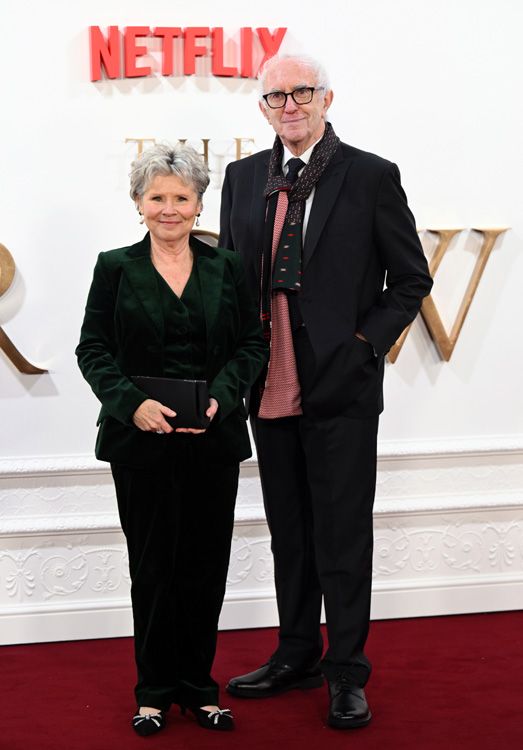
[259,59,333,155]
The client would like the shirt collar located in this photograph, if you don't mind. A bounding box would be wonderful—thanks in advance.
[282,136,323,173]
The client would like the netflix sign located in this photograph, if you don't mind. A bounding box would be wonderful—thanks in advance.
[89,26,287,81]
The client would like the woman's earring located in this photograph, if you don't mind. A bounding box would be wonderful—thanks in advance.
[139,212,144,225]
[195,214,201,227]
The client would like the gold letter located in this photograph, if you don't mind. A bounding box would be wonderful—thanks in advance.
[0,243,16,297]
[176,139,210,166]
[388,228,508,363]
[235,137,254,161]
[125,137,157,156]
[387,230,461,363]
[0,244,47,374]
[421,228,508,361]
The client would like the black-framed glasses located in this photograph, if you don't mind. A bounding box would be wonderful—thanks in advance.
[262,86,324,109]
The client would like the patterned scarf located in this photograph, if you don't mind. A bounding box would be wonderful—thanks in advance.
[258,122,340,419]
[265,121,340,218]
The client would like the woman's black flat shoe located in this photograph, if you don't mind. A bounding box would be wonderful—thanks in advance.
[132,709,166,736]
[181,706,235,731]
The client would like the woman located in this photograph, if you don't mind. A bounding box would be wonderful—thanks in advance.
[76,143,267,736]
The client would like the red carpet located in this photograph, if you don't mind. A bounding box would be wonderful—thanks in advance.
[3,612,523,750]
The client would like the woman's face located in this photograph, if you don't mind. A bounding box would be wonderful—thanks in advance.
[138,173,202,245]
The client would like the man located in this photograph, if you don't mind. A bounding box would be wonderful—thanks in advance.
[219,54,432,729]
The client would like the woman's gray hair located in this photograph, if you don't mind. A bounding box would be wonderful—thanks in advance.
[258,54,331,101]
[129,142,210,202]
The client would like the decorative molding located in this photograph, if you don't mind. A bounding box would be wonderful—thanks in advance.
[0,515,121,537]
[0,454,109,478]
[1,443,522,534]
[373,517,523,578]
[1,505,522,644]
[1,441,522,644]
[1,436,522,477]
[5,513,523,597]
[1,495,523,539]
[377,436,523,459]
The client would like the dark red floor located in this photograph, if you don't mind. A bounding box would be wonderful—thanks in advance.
[3,612,523,749]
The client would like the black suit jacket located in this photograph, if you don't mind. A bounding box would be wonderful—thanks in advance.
[76,233,268,466]
[219,141,433,419]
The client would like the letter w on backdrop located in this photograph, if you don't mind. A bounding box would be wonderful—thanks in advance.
[388,228,508,363]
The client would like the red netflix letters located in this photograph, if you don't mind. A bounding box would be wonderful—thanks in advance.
[89,26,287,82]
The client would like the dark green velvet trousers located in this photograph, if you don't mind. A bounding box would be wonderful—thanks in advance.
[111,438,239,710]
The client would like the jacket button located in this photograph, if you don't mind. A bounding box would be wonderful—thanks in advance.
[178,326,188,335]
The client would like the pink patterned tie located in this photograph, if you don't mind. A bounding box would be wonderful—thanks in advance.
[258,191,303,419]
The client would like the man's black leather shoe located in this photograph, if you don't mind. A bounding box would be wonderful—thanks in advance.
[327,679,372,729]
[226,660,324,698]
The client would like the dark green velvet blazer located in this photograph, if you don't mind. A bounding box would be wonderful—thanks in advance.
[76,233,268,467]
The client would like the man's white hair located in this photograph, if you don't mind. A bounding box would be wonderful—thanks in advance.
[258,54,331,100]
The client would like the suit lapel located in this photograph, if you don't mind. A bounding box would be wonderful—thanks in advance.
[121,234,226,348]
[250,153,270,283]
[122,235,164,339]
[192,237,225,349]
[303,146,353,269]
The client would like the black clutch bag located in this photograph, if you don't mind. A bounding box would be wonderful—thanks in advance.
[131,376,211,429]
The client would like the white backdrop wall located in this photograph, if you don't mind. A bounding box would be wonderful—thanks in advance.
[1,0,522,644]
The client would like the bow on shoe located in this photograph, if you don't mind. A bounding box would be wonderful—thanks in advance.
[183,705,235,731]
[132,710,166,736]
[207,708,233,725]
[133,713,162,728]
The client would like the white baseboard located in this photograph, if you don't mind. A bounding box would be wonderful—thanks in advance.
[0,600,132,645]
[3,573,522,646]
[370,574,523,620]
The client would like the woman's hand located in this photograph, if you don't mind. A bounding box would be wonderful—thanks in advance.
[175,397,219,434]
[132,399,176,434]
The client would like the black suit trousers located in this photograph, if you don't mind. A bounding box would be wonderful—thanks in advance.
[111,439,239,709]
[252,327,378,686]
